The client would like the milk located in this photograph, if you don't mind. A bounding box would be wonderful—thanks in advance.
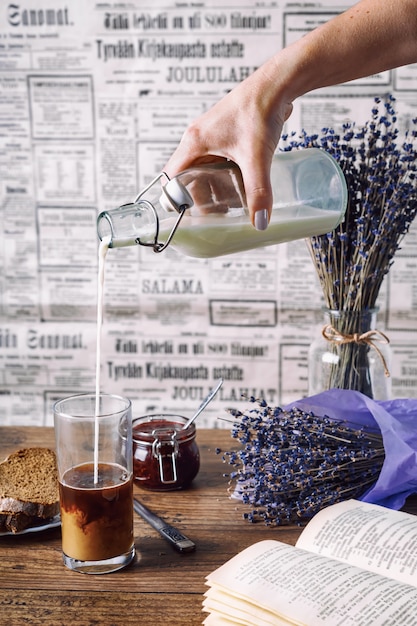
[158,205,338,258]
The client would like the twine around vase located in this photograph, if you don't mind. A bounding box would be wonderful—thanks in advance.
[321,325,391,378]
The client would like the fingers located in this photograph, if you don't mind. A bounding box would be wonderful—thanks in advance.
[164,129,204,178]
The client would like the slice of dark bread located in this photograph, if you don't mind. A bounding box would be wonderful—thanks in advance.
[0,448,59,533]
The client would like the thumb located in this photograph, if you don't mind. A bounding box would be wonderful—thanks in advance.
[241,102,292,230]
[240,158,274,231]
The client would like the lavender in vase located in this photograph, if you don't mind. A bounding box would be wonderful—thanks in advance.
[282,95,417,398]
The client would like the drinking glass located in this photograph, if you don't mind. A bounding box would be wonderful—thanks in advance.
[54,393,135,574]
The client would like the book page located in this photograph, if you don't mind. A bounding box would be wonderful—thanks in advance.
[205,540,417,626]
[203,595,293,626]
[203,614,248,626]
[296,500,417,587]
[203,617,232,626]
[203,585,292,625]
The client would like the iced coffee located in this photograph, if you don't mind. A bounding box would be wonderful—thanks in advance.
[59,462,133,562]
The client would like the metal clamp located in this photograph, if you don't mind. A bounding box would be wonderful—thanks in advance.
[151,431,179,484]
[133,172,191,253]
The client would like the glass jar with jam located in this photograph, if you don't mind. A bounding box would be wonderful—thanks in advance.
[132,415,200,491]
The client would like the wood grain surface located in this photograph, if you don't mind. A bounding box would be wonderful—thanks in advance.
[2,426,415,625]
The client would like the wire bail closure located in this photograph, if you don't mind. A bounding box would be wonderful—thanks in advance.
[133,172,191,253]
[151,429,179,484]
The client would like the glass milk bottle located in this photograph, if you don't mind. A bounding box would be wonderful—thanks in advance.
[97,148,347,259]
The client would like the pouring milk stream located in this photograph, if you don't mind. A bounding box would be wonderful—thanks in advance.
[93,237,110,484]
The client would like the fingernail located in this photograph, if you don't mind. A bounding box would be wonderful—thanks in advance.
[254,209,269,231]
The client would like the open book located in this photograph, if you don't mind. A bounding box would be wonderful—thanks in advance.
[203,499,417,625]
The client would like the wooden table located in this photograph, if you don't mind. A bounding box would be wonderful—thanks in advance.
[0,426,303,625]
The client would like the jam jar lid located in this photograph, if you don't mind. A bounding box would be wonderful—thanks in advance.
[132,414,196,445]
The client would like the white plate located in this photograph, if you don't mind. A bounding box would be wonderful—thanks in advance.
[0,514,60,537]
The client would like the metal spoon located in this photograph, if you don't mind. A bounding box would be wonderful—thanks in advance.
[182,378,223,430]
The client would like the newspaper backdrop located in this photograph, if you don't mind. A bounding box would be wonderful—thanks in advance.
[1,0,416,426]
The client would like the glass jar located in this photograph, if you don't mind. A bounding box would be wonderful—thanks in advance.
[132,415,200,491]
[308,308,392,400]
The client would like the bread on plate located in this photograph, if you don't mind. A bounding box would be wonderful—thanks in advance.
[0,447,59,533]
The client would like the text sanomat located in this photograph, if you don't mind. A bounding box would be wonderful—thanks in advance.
[7,5,70,27]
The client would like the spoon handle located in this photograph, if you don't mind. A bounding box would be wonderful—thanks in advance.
[182,378,223,430]
[133,498,196,553]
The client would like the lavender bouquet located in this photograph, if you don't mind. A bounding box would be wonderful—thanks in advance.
[220,391,417,526]
[283,96,417,397]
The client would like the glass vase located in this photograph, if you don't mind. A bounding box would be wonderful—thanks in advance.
[308,308,391,400]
